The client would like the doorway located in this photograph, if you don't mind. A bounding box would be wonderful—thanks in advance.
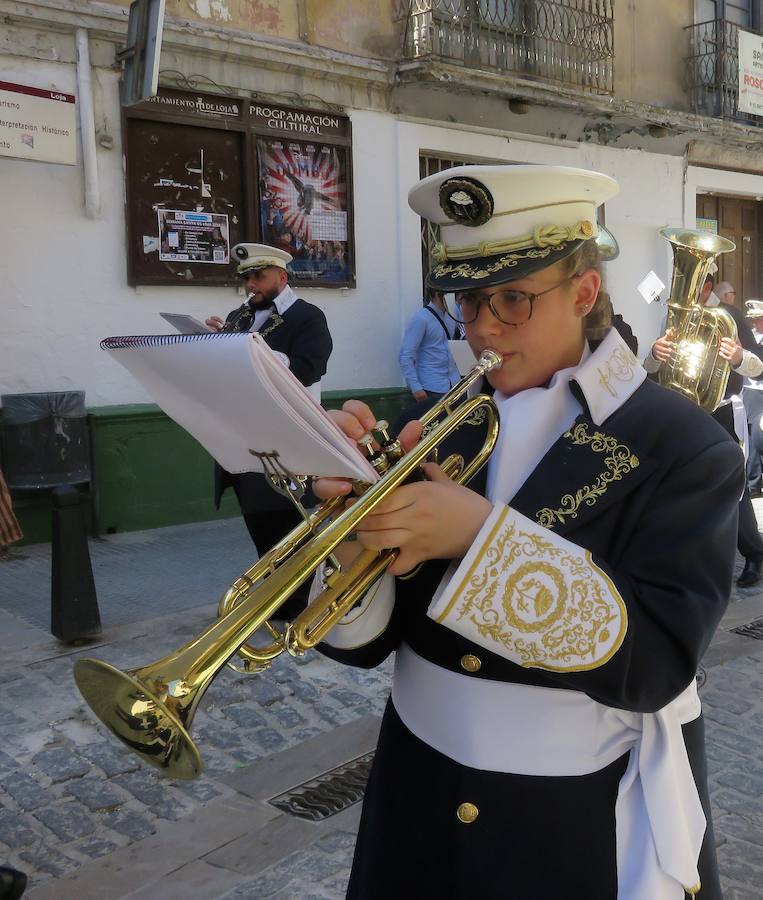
[697,193,762,307]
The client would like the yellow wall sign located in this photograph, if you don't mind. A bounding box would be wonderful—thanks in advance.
[696,217,718,234]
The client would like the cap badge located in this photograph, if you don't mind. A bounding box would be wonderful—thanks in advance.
[580,220,595,238]
[438,177,494,228]
[235,246,249,259]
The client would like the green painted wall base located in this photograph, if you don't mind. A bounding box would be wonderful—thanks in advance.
[4,387,411,545]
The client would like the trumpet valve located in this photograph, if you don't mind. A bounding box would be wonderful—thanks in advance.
[374,420,404,463]
[358,433,391,475]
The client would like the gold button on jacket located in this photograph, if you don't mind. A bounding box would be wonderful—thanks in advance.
[456,802,479,824]
[460,654,482,673]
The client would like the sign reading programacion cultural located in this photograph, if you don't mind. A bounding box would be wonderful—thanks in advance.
[249,103,349,139]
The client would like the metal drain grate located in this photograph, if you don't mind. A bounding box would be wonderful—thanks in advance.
[269,751,374,821]
[730,618,763,640]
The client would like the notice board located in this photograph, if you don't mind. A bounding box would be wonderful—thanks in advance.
[124,88,354,287]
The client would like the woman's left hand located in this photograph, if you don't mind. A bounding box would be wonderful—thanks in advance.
[354,463,493,576]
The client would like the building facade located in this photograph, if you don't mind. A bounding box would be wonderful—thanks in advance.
[3,0,763,539]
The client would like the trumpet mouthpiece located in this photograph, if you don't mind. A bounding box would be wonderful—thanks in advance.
[478,349,503,372]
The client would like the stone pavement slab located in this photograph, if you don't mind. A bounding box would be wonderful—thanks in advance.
[221,714,381,801]
[3,514,763,898]
[120,860,247,900]
[0,518,254,629]
[0,519,392,898]
[24,796,277,900]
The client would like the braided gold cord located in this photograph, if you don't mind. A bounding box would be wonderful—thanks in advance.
[431,220,596,264]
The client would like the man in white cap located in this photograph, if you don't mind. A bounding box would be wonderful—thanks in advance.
[207,243,332,605]
[311,165,740,899]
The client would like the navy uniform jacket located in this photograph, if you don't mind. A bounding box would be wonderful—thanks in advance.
[319,340,743,899]
[718,302,763,397]
[214,296,332,512]
[322,377,740,710]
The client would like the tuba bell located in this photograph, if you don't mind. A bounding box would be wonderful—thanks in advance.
[73,350,502,779]
[657,227,737,412]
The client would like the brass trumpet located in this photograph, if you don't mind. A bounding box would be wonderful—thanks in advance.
[73,350,502,779]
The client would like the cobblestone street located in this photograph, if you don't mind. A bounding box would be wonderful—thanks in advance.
[1,517,763,899]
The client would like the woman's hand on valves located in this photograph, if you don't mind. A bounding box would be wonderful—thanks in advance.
[313,400,493,576]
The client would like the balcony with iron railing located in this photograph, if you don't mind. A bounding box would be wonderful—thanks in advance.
[686,19,763,124]
[395,0,615,94]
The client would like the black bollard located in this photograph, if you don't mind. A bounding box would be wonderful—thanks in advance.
[0,865,27,900]
[51,486,101,642]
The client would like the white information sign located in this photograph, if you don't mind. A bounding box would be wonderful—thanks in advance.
[636,270,666,305]
[0,80,77,165]
[738,29,763,116]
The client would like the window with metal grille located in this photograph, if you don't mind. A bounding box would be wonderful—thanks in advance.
[397,1,615,94]
[419,154,472,294]
[687,0,763,122]
[696,0,760,30]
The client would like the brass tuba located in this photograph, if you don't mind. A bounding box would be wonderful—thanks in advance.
[657,227,737,412]
[73,350,502,779]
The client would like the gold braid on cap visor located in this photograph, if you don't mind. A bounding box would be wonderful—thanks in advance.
[239,257,287,270]
[430,220,597,265]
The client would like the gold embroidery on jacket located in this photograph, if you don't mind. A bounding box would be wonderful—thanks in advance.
[595,345,638,399]
[439,511,627,671]
[535,423,640,529]
[463,406,490,427]
[259,312,284,338]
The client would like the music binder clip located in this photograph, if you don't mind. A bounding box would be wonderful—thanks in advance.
[248,450,311,522]
[248,449,341,577]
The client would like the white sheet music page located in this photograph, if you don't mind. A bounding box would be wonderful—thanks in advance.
[101,332,378,482]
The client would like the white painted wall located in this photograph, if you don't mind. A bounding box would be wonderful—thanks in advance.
[0,58,406,406]
[0,49,707,409]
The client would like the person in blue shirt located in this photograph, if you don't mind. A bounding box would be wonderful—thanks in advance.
[399,286,461,401]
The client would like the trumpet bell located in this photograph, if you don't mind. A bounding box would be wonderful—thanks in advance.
[73,659,202,779]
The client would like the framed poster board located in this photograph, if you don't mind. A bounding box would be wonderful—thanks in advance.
[124,101,247,286]
[257,137,351,285]
[124,89,355,288]
[249,101,354,288]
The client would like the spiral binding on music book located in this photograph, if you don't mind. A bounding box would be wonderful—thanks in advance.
[101,333,240,350]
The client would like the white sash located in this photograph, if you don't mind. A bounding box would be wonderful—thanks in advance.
[392,644,705,899]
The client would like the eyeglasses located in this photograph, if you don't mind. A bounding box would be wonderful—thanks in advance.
[449,275,577,327]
